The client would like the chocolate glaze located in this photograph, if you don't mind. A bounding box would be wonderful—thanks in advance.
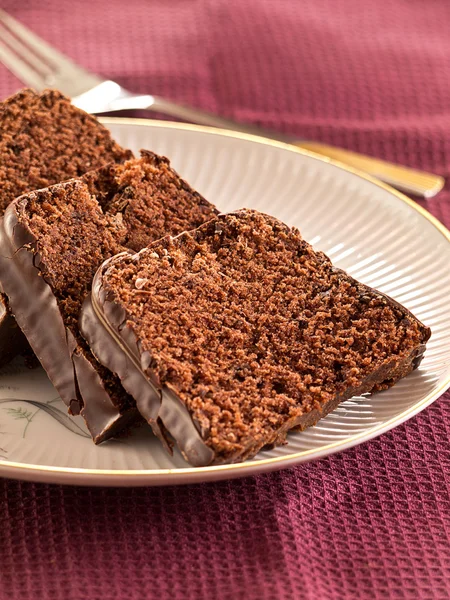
[72,351,138,443]
[0,199,135,441]
[0,293,30,368]
[79,227,429,466]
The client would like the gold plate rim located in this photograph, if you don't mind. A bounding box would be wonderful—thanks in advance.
[1,117,449,485]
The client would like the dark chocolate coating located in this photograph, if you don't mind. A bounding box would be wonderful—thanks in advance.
[0,201,136,442]
[0,294,30,368]
[79,239,429,467]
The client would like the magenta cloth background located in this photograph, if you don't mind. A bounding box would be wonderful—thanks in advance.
[1,1,450,599]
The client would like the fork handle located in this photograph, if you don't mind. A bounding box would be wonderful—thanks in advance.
[296,142,445,199]
[136,96,446,198]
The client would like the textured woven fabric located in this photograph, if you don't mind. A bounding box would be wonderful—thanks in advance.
[1,1,450,598]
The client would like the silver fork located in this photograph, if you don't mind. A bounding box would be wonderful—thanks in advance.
[0,9,444,198]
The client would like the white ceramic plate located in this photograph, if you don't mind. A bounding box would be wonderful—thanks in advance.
[0,119,449,486]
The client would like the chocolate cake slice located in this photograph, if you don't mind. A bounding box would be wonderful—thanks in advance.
[80,210,431,466]
[0,88,132,211]
[0,88,132,366]
[0,153,218,442]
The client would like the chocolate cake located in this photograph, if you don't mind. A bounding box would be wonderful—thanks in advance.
[0,153,218,442]
[0,88,132,366]
[80,210,431,466]
[83,150,217,251]
[0,88,132,212]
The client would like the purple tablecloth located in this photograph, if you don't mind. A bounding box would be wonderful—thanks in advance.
[1,1,450,598]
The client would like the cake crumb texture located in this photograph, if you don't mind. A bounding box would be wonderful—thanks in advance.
[103,210,430,462]
[87,150,218,251]
[0,88,131,213]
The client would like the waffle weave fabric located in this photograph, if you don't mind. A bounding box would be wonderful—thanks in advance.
[0,1,450,599]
